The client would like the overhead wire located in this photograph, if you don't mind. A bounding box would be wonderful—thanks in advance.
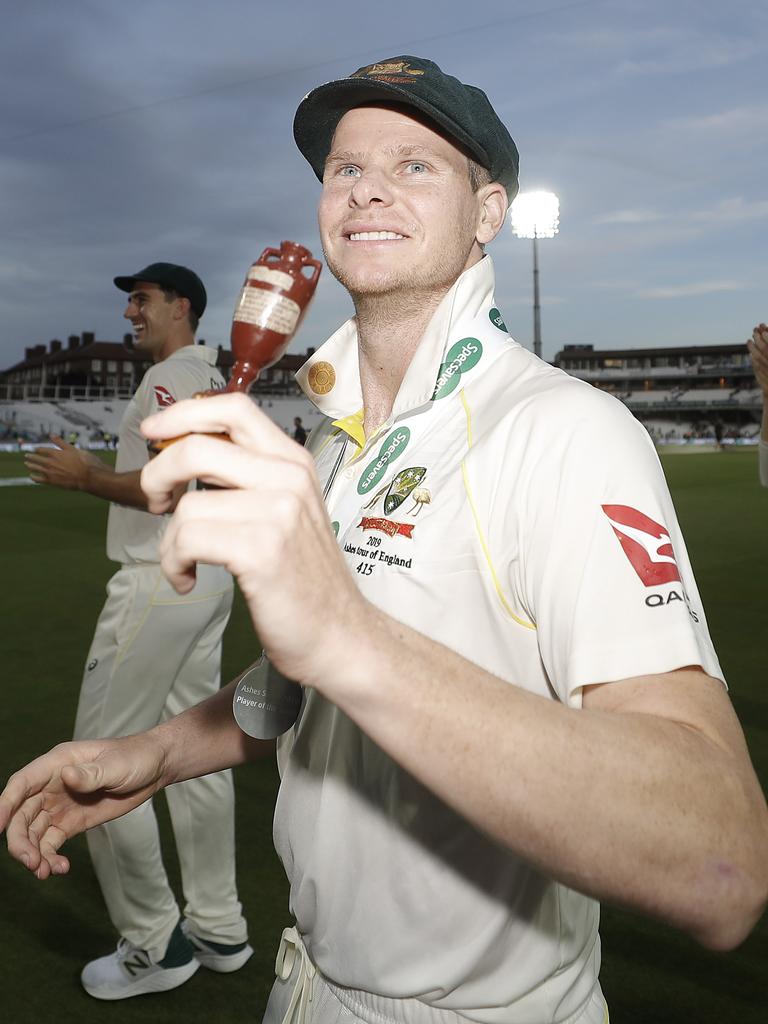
[1,0,606,146]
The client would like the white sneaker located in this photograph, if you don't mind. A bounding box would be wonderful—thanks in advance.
[181,919,254,973]
[80,921,199,1000]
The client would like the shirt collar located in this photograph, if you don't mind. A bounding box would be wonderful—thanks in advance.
[295,255,498,431]
[166,343,219,366]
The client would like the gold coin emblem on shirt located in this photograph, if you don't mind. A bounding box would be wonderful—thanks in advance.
[308,361,336,395]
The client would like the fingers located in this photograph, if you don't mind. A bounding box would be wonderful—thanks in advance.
[27,813,70,878]
[159,486,314,592]
[142,431,318,512]
[24,443,68,483]
[141,392,293,453]
[748,325,768,352]
[3,795,68,878]
[748,327,768,393]
[3,792,44,868]
[24,449,53,471]
[0,767,42,833]
[20,820,70,880]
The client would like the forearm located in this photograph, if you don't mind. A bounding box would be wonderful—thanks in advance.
[152,673,275,786]
[326,607,768,948]
[81,464,149,509]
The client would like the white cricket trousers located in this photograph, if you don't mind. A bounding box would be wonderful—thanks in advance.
[263,929,609,1024]
[73,562,247,962]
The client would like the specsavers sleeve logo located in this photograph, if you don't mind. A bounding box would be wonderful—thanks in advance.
[431,338,483,401]
[357,427,410,495]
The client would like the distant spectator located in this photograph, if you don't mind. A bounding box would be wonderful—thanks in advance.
[293,415,307,445]
[714,418,724,449]
[747,323,768,486]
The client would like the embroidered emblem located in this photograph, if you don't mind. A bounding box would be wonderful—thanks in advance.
[382,466,426,515]
[358,517,414,538]
[351,61,426,84]
[308,361,336,395]
[407,487,431,515]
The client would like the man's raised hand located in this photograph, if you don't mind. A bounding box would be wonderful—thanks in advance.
[140,393,368,691]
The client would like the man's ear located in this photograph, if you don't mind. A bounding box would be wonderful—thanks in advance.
[476,183,508,246]
[174,296,192,322]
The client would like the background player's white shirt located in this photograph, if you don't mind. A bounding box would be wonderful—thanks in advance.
[271,258,722,1024]
[106,344,223,565]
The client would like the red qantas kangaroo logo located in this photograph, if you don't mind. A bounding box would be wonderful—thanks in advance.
[153,385,175,409]
[601,504,681,586]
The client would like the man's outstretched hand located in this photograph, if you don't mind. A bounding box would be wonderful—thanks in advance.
[24,435,106,490]
[0,735,168,879]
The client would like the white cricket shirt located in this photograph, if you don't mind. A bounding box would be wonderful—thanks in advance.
[106,344,223,565]
[272,257,723,1024]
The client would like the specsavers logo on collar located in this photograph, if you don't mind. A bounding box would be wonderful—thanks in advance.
[431,337,483,401]
[358,427,411,495]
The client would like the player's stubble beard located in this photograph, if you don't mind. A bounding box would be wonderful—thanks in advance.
[322,230,480,327]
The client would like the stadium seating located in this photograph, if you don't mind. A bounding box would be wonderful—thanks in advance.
[1,395,324,447]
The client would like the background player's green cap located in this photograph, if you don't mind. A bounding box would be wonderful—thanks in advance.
[293,55,519,204]
[113,262,207,318]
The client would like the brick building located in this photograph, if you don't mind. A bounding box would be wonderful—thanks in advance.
[0,333,312,400]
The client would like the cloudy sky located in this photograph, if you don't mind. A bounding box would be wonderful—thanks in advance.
[1,0,766,370]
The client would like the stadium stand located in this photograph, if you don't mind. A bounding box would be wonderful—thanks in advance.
[2,335,761,451]
[0,395,324,449]
[0,336,323,449]
[554,342,761,445]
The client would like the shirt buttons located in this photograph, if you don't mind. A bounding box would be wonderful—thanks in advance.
[344,468,355,479]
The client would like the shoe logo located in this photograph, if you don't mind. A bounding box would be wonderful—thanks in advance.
[122,953,150,977]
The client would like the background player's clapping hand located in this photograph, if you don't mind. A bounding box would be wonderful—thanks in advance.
[140,392,369,694]
[747,324,768,395]
[24,434,105,489]
[0,735,169,880]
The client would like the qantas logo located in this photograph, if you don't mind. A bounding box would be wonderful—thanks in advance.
[601,504,681,586]
[153,385,175,408]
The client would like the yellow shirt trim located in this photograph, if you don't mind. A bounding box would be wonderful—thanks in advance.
[459,390,536,631]
[331,409,366,448]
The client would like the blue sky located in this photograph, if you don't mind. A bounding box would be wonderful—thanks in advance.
[1,0,766,369]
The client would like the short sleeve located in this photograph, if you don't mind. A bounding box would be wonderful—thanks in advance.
[516,390,723,705]
[134,363,184,419]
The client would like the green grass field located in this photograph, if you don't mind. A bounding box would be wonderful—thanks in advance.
[0,449,766,1023]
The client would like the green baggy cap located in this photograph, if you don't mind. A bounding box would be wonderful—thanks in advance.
[293,55,519,204]
[114,262,207,319]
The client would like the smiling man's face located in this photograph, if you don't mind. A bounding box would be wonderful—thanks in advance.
[123,282,180,359]
[318,105,488,303]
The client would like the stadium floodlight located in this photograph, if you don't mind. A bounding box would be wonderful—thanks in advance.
[509,190,560,359]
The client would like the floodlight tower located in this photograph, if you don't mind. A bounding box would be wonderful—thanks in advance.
[509,191,560,359]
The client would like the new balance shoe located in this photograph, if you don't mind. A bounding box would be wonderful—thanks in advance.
[80,920,199,1000]
[181,919,254,973]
